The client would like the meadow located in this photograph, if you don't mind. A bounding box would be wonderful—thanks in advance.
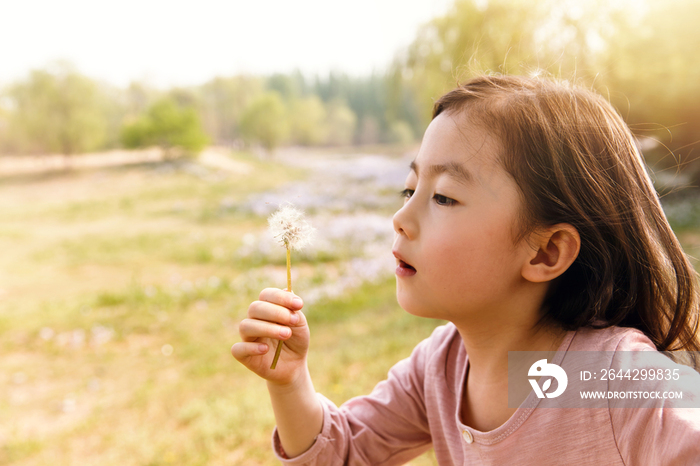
[0,147,442,465]
[1,147,698,465]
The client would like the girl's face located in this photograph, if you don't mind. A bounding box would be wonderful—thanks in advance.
[392,112,535,324]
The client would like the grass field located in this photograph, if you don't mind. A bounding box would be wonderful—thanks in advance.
[1,148,698,465]
[0,148,443,465]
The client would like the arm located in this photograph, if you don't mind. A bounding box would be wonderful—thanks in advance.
[234,288,437,464]
[270,328,438,465]
[267,372,323,458]
[231,288,323,457]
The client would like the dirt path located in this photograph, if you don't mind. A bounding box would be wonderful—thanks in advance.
[0,147,252,176]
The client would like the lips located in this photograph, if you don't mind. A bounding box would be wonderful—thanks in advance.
[393,251,417,277]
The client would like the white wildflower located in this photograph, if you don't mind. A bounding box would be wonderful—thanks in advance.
[268,204,315,251]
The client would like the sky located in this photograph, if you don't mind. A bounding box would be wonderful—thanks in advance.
[0,0,453,88]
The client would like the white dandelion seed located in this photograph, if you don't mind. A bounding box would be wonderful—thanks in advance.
[268,204,315,251]
[266,204,315,370]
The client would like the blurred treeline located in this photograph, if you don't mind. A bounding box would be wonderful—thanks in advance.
[0,63,413,157]
[0,0,698,173]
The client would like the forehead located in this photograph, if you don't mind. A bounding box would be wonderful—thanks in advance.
[414,112,501,172]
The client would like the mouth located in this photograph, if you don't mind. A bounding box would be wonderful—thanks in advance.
[393,252,417,277]
[399,260,415,271]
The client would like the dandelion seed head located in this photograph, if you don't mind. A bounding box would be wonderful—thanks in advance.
[268,204,315,250]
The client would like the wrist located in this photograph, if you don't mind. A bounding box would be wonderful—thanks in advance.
[266,367,323,458]
[266,366,312,395]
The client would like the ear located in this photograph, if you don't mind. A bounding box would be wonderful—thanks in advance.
[521,224,580,283]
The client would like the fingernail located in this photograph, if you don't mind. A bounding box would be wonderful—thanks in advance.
[290,312,299,324]
[280,327,291,338]
[292,297,303,308]
[258,343,268,353]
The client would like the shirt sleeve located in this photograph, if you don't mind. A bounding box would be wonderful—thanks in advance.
[611,405,700,465]
[271,326,445,465]
[609,331,700,465]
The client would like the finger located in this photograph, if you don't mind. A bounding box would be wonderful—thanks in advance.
[231,341,269,361]
[259,288,304,311]
[238,318,292,342]
[248,300,302,326]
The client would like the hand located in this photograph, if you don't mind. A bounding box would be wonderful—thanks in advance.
[232,288,310,386]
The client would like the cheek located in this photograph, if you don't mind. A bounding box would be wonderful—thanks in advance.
[424,238,476,281]
[424,224,507,277]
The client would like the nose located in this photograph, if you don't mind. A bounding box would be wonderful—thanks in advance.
[392,199,417,239]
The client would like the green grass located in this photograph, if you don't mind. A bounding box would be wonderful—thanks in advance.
[0,149,442,465]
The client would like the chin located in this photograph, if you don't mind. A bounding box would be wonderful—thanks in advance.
[395,288,434,319]
[396,289,456,323]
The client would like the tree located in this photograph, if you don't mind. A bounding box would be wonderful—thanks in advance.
[238,91,290,153]
[289,95,327,145]
[598,0,700,170]
[3,63,107,156]
[0,98,10,153]
[393,0,553,127]
[121,97,209,158]
[325,99,357,146]
[387,120,415,145]
[390,0,700,179]
[392,0,638,128]
[267,71,307,100]
[358,115,381,145]
[314,72,390,144]
[198,76,264,145]
[124,81,156,118]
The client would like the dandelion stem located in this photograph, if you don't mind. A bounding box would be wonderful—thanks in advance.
[270,247,292,370]
[270,340,283,370]
[286,247,292,292]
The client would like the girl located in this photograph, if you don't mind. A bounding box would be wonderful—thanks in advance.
[232,75,700,465]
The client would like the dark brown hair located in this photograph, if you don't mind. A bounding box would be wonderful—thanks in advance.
[434,75,699,352]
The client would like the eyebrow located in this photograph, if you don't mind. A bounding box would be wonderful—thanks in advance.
[409,160,473,185]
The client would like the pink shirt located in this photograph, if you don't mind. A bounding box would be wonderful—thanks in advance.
[273,324,700,465]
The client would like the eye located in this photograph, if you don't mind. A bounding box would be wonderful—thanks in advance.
[434,194,456,206]
[400,188,414,200]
